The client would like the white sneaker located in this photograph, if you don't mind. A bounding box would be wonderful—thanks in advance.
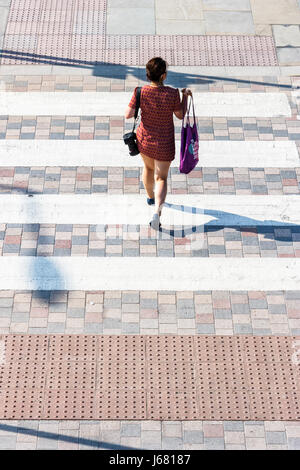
[149,213,161,230]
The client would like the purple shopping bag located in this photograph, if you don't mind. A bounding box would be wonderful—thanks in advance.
[179,95,199,174]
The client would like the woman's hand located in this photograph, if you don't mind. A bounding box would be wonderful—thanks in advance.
[181,88,193,97]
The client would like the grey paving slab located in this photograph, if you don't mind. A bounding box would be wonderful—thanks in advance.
[204,11,255,34]
[288,437,300,449]
[162,437,183,449]
[202,0,251,10]
[277,47,300,65]
[108,0,154,7]
[266,431,287,445]
[197,324,215,334]
[251,0,300,25]
[107,8,155,34]
[0,7,9,35]
[122,292,139,303]
[121,423,141,437]
[204,437,225,449]
[155,0,204,20]
[47,323,66,333]
[273,25,300,47]
[0,436,17,449]
[183,431,204,444]
[234,324,253,334]
[156,19,205,35]
[224,422,244,431]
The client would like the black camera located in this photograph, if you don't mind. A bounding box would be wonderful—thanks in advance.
[123,86,142,157]
[123,131,140,156]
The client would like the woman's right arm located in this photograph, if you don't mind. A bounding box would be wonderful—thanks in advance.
[174,88,193,120]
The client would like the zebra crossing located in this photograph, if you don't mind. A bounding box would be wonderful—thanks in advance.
[0,257,299,291]
[0,88,299,290]
[0,194,299,225]
[0,81,300,448]
[1,140,299,167]
[0,91,292,116]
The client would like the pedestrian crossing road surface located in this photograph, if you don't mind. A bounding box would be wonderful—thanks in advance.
[0,74,300,450]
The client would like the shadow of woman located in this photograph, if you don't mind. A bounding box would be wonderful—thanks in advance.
[0,185,64,305]
[159,202,300,242]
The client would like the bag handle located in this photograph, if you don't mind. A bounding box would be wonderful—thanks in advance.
[132,87,142,132]
[185,95,195,127]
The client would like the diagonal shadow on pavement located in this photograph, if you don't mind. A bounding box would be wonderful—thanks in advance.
[156,202,300,242]
[0,185,64,305]
[0,49,297,89]
[0,184,299,243]
[0,422,141,450]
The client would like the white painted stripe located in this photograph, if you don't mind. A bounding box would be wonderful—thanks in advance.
[1,140,299,168]
[0,92,291,117]
[0,257,298,290]
[0,194,299,226]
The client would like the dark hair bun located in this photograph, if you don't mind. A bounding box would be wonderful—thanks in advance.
[146,57,167,83]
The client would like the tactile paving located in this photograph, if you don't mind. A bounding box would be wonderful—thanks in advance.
[96,362,146,390]
[1,0,278,67]
[147,390,199,420]
[0,335,299,420]
[47,361,96,390]
[49,335,97,362]
[147,335,194,363]
[98,335,146,362]
[0,389,44,419]
[198,389,251,420]
[43,389,95,420]
[1,0,107,65]
[94,390,147,420]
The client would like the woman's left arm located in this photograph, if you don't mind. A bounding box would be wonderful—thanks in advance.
[125,106,135,119]
[125,87,138,119]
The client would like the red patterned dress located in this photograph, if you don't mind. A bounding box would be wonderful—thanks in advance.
[128,85,182,162]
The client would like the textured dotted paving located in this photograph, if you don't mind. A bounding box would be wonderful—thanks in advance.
[0,0,278,66]
[0,334,299,420]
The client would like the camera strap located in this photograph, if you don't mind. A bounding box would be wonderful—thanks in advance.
[132,86,142,132]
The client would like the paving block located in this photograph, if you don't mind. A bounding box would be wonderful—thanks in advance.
[162,437,183,449]
[183,431,204,444]
[121,423,141,437]
[266,431,287,445]
[202,0,251,10]
[0,6,9,35]
[204,437,225,449]
[224,421,244,431]
[251,0,300,24]
[204,11,255,34]
[273,25,300,47]
[245,437,267,450]
[156,0,204,19]
[288,437,300,449]
[277,47,300,65]
[0,435,17,449]
[107,8,155,34]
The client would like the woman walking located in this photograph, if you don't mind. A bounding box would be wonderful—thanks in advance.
[125,57,192,229]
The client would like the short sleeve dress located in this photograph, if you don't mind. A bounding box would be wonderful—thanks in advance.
[128,85,182,162]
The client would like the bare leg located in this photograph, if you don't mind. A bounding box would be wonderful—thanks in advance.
[140,153,155,199]
[154,160,172,215]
